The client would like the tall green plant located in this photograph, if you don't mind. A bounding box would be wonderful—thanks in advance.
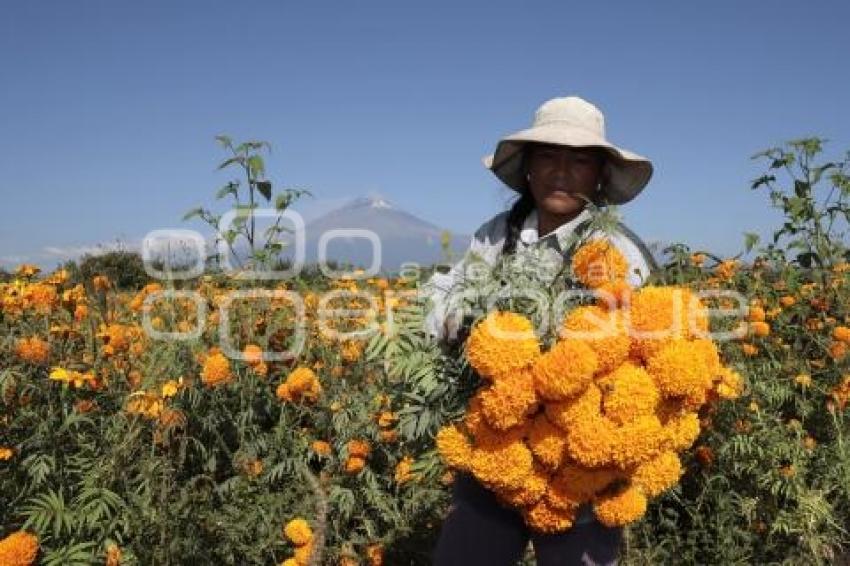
[183,136,311,272]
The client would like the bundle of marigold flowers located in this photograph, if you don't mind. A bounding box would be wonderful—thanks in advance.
[436,238,744,533]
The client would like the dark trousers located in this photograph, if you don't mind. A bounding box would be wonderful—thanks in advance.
[432,474,623,566]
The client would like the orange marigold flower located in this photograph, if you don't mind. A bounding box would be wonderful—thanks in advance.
[527,413,568,471]
[498,463,549,508]
[533,339,598,401]
[695,445,715,467]
[647,340,715,402]
[466,311,540,380]
[742,343,759,356]
[522,497,576,534]
[551,464,620,502]
[749,321,770,337]
[347,439,371,458]
[627,286,709,361]
[747,306,766,322]
[105,543,121,566]
[833,326,850,343]
[593,484,647,527]
[565,413,617,468]
[480,369,538,430]
[394,455,416,484]
[664,412,701,451]
[293,542,313,565]
[571,239,629,289]
[714,366,744,399]
[311,440,332,456]
[470,437,534,492]
[632,451,682,497]
[344,455,366,474]
[714,260,739,280]
[829,341,848,360]
[0,531,38,566]
[436,425,473,471]
[0,447,14,460]
[283,518,313,546]
[600,362,659,425]
[610,415,666,469]
[279,367,322,403]
[14,337,50,365]
[201,352,233,387]
[794,373,812,388]
[779,295,796,308]
[366,544,384,566]
[561,306,630,375]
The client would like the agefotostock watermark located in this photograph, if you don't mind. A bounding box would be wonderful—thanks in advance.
[139,216,751,358]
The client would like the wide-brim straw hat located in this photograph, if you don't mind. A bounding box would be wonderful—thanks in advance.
[483,96,653,205]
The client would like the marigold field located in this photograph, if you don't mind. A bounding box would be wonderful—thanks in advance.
[3,138,850,565]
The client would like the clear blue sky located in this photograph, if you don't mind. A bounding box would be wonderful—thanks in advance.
[2,0,849,268]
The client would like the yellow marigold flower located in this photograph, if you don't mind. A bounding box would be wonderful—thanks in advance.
[161,380,180,398]
[466,311,540,380]
[125,392,163,419]
[647,340,714,402]
[15,264,40,278]
[0,447,14,460]
[345,439,370,460]
[551,464,621,502]
[571,239,629,289]
[276,382,293,402]
[14,337,50,365]
[561,306,630,374]
[394,455,416,484]
[664,412,700,451]
[593,484,647,527]
[498,463,549,507]
[794,373,812,388]
[105,543,121,566]
[293,541,312,565]
[627,286,709,361]
[201,352,233,387]
[49,367,96,389]
[528,414,568,471]
[344,455,366,474]
[0,531,38,566]
[600,362,659,425]
[283,518,313,546]
[470,437,534,492]
[714,366,744,399]
[532,339,598,401]
[480,369,538,430]
[341,340,363,363]
[243,344,263,364]
[436,425,473,471]
[833,326,850,343]
[749,321,770,337]
[522,497,576,534]
[632,451,682,497]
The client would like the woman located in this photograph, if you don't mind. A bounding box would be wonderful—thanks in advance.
[427,96,657,565]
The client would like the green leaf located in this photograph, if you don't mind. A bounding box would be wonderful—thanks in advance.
[215,134,233,149]
[744,232,760,253]
[256,180,272,201]
[182,207,204,221]
[247,154,265,178]
[216,182,239,200]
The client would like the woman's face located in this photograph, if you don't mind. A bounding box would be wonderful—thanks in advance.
[526,144,604,219]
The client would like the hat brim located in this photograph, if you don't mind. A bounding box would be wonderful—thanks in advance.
[482,124,653,205]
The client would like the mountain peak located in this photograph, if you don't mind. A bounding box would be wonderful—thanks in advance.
[346,195,394,210]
